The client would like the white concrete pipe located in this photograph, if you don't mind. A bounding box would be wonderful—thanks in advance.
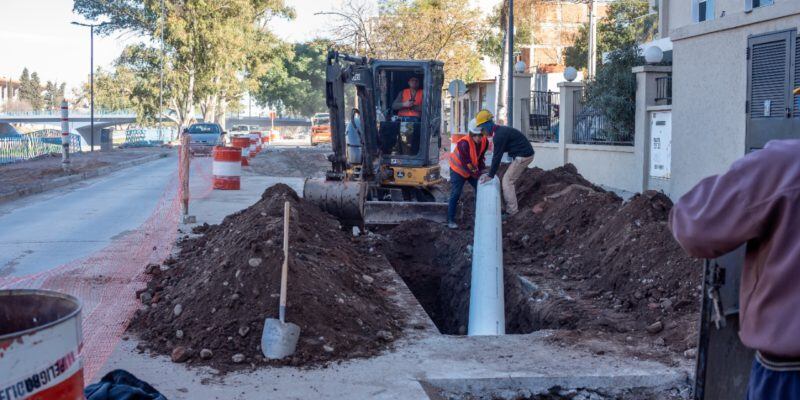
[468,176,505,336]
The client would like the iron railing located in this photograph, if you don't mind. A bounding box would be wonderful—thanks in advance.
[573,107,634,145]
[523,91,559,142]
[655,76,672,105]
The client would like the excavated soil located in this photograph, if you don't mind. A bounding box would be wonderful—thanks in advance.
[129,184,402,371]
[372,164,702,359]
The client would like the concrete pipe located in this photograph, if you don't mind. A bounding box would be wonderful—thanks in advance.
[303,178,366,225]
[468,176,505,336]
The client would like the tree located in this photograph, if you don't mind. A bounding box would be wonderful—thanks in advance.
[73,0,293,130]
[44,81,67,111]
[476,0,533,65]
[563,0,656,70]
[19,68,43,112]
[321,0,483,83]
[584,44,641,137]
[254,40,329,116]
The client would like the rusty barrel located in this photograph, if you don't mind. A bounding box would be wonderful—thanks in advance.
[0,289,83,400]
[230,136,251,166]
[212,146,241,190]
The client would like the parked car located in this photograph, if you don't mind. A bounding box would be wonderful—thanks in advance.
[185,123,225,155]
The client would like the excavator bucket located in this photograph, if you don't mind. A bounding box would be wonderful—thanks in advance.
[303,178,366,226]
[303,179,447,226]
[363,200,447,225]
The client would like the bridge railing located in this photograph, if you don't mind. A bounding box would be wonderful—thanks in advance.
[0,135,82,165]
[0,109,137,117]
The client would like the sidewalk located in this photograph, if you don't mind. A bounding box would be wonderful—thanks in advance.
[0,148,171,203]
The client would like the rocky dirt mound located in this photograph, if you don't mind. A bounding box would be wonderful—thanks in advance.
[129,184,402,371]
[377,164,701,358]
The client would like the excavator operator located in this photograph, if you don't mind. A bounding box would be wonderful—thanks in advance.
[392,76,423,120]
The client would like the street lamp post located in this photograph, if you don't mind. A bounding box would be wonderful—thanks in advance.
[71,21,106,151]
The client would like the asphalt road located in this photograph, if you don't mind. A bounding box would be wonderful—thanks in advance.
[0,155,177,278]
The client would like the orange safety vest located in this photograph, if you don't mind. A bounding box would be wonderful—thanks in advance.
[398,88,423,117]
[449,136,488,179]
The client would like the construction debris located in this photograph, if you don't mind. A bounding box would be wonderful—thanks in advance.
[129,184,402,371]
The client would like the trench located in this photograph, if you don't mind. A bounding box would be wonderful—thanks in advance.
[376,221,545,335]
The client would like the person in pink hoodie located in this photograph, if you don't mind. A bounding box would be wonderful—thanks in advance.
[669,134,800,399]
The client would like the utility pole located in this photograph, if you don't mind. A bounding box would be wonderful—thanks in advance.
[587,0,598,79]
[72,21,106,151]
[507,0,514,128]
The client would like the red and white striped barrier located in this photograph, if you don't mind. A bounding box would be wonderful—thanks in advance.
[231,136,251,166]
[212,146,241,190]
[249,132,260,155]
[0,290,84,400]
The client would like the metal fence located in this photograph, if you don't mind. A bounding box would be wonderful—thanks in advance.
[522,91,559,142]
[655,76,672,105]
[572,90,634,146]
[0,135,81,164]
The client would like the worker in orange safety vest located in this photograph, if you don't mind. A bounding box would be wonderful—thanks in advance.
[392,76,423,119]
[447,119,489,229]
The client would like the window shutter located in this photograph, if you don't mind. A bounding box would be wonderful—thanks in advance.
[794,36,800,116]
[750,38,788,118]
[692,0,700,22]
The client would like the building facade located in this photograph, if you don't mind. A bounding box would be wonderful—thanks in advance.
[667,0,800,197]
[0,78,21,110]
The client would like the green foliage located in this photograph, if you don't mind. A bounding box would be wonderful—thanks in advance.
[43,81,66,111]
[73,0,292,128]
[254,40,329,116]
[477,1,532,65]
[584,44,642,136]
[19,68,44,111]
[563,0,656,70]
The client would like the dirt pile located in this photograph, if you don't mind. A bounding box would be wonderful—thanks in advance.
[129,184,402,371]
[378,164,701,357]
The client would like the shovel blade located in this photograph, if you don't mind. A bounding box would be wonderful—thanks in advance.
[261,318,301,359]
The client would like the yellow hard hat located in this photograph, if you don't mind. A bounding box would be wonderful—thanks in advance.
[794,87,800,95]
[475,109,493,127]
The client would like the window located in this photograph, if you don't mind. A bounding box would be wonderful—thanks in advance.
[746,0,774,12]
[692,0,715,23]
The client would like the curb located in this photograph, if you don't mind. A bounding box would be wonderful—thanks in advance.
[0,152,171,204]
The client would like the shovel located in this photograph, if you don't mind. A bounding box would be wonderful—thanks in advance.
[261,201,301,359]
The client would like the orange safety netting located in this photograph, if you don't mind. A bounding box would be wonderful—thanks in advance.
[1,155,214,382]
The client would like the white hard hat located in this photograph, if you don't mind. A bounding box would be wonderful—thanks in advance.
[467,118,482,134]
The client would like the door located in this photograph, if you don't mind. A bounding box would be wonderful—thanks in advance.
[746,29,796,151]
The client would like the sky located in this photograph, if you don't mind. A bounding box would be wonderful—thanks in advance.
[0,0,499,95]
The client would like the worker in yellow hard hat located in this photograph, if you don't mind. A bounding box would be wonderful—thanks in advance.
[476,109,535,217]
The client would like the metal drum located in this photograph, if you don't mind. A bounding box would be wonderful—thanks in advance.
[0,289,83,400]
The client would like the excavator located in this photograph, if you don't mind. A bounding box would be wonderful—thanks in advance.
[303,51,448,226]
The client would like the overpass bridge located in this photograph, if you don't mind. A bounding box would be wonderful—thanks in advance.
[0,111,311,147]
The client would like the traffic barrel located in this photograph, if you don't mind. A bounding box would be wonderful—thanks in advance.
[0,290,84,400]
[249,132,260,155]
[212,146,241,190]
[231,136,251,166]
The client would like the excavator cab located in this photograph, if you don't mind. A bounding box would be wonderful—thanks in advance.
[303,51,447,226]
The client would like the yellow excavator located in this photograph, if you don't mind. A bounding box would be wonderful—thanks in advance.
[303,51,448,226]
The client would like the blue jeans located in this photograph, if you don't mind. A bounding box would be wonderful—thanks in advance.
[448,170,477,223]
[748,357,800,400]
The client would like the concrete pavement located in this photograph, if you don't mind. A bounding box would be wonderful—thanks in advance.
[0,155,177,277]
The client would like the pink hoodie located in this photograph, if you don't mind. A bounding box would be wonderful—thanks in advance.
[669,139,800,357]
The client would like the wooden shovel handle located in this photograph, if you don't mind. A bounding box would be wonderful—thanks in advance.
[279,201,290,322]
